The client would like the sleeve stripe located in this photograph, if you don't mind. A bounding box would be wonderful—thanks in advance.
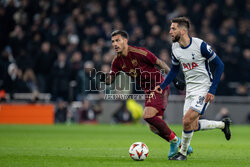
[208,53,216,62]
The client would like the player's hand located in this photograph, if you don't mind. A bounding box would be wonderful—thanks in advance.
[154,85,163,94]
[205,93,214,103]
[173,78,186,90]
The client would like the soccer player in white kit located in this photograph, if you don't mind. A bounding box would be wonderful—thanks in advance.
[155,17,231,160]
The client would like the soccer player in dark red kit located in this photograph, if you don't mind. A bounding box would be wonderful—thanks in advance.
[100,30,192,159]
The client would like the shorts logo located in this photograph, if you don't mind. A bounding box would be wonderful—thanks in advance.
[132,59,138,66]
[196,96,205,106]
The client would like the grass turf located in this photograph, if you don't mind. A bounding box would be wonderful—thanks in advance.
[0,124,250,167]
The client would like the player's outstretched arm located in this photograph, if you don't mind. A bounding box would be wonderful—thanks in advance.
[155,58,185,90]
[160,64,179,89]
[154,64,180,94]
[100,73,116,85]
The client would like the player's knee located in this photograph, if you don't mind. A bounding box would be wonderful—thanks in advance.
[193,122,199,131]
[183,117,192,128]
[143,108,157,120]
[143,112,152,120]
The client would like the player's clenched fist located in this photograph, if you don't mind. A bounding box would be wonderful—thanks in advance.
[205,92,214,103]
[154,85,163,94]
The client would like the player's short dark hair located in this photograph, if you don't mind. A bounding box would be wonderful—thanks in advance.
[111,30,129,39]
[171,17,191,30]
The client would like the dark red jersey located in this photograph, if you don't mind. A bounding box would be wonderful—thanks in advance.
[110,45,165,91]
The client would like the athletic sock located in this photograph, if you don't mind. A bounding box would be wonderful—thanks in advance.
[199,119,225,130]
[180,130,193,156]
[169,134,178,143]
[145,116,174,142]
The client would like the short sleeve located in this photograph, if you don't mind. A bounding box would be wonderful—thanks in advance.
[110,57,120,75]
[200,42,216,61]
[144,50,157,65]
[171,53,180,65]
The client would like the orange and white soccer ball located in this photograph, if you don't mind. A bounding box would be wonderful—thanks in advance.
[129,142,149,161]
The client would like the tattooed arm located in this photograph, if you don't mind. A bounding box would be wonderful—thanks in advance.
[155,58,170,74]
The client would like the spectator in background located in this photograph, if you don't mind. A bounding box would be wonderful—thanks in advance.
[0,49,23,97]
[69,51,83,101]
[78,99,101,124]
[235,83,248,96]
[70,51,83,81]
[22,69,38,93]
[215,107,231,121]
[240,49,250,82]
[159,49,171,66]
[22,68,39,103]
[55,99,69,123]
[76,61,97,100]
[0,49,12,93]
[247,111,250,124]
[113,101,133,124]
[35,41,56,93]
[97,64,114,95]
[9,25,27,59]
[216,73,233,96]
[51,52,71,101]
[113,99,143,124]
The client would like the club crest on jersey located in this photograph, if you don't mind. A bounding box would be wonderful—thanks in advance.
[129,69,138,78]
[132,59,138,66]
[122,64,126,69]
[192,53,195,60]
[182,62,198,70]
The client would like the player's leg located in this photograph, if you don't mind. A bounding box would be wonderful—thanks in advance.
[180,109,199,154]
[193,118,231,140]
[170,108,199,160]
[144,88,177,142]
[143,107,177,142]
[190,99,231,140]
[143,106,181,157]
[143,107,181,158]
[148,118,177,141]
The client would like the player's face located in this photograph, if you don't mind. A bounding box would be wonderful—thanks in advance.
[111,35,128,53]
[169,23,181,42]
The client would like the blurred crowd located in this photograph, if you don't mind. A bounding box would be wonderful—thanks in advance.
[0,0,250,102]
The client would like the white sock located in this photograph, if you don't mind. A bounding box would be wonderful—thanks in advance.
[199,119,225,130]
[180,130,193,156]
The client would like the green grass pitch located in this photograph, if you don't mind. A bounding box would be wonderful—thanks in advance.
[0,124,250,167]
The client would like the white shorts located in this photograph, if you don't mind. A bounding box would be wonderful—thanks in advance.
[183,92,209,116]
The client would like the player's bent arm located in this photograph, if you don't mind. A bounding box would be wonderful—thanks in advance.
[160,64,180,90]
[155,58,170,74]
[208,56,224,95]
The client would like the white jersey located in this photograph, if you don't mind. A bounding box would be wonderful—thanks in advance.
[171,37,217,95]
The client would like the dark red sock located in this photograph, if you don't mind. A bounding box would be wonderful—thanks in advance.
[145,116,175,142]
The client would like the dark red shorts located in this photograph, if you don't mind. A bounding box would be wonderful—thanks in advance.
[144,86,170,116]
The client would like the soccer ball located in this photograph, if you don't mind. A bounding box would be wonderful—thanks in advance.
[129,142,149,161]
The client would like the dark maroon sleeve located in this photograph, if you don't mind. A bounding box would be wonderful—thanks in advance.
[110,57,120,76]
[143,50,157,65]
